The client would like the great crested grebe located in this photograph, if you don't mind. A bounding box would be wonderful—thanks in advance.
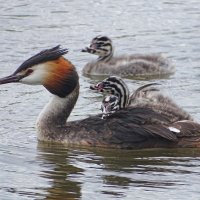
[0,46,200,149]
[82,35,175,78]
[90,76,192,123]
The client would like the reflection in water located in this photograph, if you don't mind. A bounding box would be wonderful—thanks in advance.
[37,143,200,199]
[37,143,82,200]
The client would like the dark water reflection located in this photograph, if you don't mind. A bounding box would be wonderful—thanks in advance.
[33,144,200,200]
[37,144,83,200]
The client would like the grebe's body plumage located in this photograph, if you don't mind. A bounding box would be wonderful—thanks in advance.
[0,46,200,149]
[82,36,175,78]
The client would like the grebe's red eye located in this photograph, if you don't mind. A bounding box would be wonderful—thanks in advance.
[26,68,33,75]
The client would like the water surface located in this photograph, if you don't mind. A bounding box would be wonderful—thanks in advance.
[0,0,200,199]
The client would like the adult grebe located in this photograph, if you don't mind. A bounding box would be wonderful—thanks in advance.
[82,36,175,78]
[90,76,192,123]
[0,46,200,149]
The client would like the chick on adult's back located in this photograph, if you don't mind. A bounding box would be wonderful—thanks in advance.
[82,36,175,78]
[90,76,192,123]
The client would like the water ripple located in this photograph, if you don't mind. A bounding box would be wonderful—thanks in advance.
[0,0,200,199]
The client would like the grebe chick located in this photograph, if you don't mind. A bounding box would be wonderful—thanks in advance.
[101,95,120,119]
[90,76,192,123]
[0,46,200,149]
[82,35,175,78]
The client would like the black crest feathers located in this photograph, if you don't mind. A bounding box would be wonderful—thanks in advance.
[14,45,68,74]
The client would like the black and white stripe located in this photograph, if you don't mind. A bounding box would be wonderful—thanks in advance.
[101,95,120,119]
[82,35,114,62]
[92,76,130,109]
[103,76,130,108]
[91,76,161,110]
[99,81,159,119]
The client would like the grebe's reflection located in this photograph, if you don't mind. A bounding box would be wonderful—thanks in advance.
[37,142,200,199]
[37,143,82,200]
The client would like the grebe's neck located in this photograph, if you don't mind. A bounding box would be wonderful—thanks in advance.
[98,47,114,62]
[36,83,79,140]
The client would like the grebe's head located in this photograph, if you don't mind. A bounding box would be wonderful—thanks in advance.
[0,46,78,98]
[82,35,113,61]
[90,79,115,94]
[90,76,130,109]
[101,95,120,119]
[90,76,129,96]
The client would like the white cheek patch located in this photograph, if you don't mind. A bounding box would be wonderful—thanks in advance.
[168,126,180,133]
[20,64,47,85]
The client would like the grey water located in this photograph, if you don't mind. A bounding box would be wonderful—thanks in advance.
[0,0,200,199]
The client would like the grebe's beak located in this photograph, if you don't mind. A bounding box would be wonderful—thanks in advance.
[0,74,23,85]
[81,47,89,52]
[90,82,103,90]
[81,46,94,53]
[81,43,97,53]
